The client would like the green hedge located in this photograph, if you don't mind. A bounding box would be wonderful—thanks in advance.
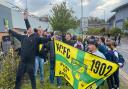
[0,52,19,89]
[108,28,122,35]
[85,28,123,36]
[86,28,102,35]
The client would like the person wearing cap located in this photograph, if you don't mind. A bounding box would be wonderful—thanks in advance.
[87,37,106,89]
[48,31,61,88]
[88,38,106,59]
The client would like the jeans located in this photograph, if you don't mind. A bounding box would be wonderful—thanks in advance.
[34,56,44,81]
[49,58,61,86]
[107,69,119,88]
[107,75,114,89]
[113,69,119,88]
[15,62,36,89]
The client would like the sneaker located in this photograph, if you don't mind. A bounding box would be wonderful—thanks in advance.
[57,86,61,89]
[117,87,119,89]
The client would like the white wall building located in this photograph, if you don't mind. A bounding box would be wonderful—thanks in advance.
[11,9,49,31]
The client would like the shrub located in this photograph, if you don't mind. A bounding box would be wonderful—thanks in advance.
[86,28,102,35]
[109,27,122,35]
[0,51,19,89]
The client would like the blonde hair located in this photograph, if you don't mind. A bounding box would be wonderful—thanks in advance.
[77,36,83,42]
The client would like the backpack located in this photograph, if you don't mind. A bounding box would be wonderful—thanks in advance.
[105,50,118,62]
[117,52,125,65]
[114,50,125,67]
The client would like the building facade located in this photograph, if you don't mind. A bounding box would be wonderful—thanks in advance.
[0,3,48,40]
[0,4,12,32]
[86,17,106,29]
[108,3,128,29]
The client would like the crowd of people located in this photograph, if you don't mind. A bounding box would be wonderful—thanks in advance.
[8,11,125,89]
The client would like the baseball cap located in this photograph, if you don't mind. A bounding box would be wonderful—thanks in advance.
[88,38,98,46]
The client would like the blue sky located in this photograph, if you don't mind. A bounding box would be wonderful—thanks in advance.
[0,0,128,19]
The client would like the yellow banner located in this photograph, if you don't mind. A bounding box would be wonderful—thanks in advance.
[54,40,119,89]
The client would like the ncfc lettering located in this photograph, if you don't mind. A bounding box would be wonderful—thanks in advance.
[54,40,119,89]
[56,43,71,59]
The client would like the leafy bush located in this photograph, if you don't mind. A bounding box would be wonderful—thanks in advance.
[86,28,102,35]
[0,51,19,89]
[109,27,122,35]
[123,20,128,30]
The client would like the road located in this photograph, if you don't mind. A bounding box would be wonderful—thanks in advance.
[117,37,128,84]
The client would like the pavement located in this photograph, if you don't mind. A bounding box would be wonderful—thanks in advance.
[117,37,128,88]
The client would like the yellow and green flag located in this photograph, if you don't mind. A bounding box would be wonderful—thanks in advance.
[54,40,119,89]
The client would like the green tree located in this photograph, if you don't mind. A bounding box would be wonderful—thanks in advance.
[109,27,122,35]
[49,2,79,33]
[123,20,128,30]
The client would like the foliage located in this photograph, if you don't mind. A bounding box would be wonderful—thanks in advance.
[86,28,102,35]
[109,27,122,35]
[0,51,19,89]
[123,20,128,30]
[49,2,79,33]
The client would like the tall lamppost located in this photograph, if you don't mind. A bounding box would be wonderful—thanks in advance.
[25,0,28,10]
[81,0,84,37]
[100,9,106,28]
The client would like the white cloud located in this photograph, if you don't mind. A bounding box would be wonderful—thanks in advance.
[83,0,91,6]
[97,0,121,9]
[51,0,65,4]
[77,0,91,6]
[14,0,24,9]
[31,0,66,16]
[31,5,51,17]
[89,0,121,18]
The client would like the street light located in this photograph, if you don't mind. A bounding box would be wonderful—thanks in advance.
[80,0,84,38]
[25,0,28,10]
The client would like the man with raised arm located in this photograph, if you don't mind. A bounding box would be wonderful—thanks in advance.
[9,11,51,89]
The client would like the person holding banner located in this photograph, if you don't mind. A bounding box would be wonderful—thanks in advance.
[48,31,62,88]
[87,37,106,89]
[54,36,119,89]
[64,33,75,46]
[88,38,106,59]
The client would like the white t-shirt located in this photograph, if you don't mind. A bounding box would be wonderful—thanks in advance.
[92,50,106,59]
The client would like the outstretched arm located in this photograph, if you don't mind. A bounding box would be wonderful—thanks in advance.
[24,11,31,30]
[24,19,31,30]
[9,29,24,42]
